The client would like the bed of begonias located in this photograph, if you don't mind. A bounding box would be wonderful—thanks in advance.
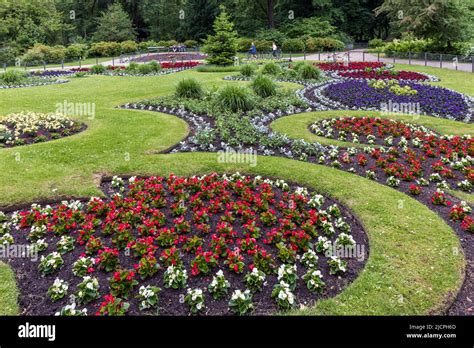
[303,79,473,122]
[316,61,437,82]
[309,117,474,234]
[336,69,433,82]
[0,112,85,147]
[0,173,368,315]
[0,76,69,89]
[316,62,387,72]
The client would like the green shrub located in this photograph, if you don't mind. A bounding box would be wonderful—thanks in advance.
[184,40,198,48]
[0,70,28,84]
[148,60,161,72]
[298,64,322,80]
[90,64,106,74]
[240,64,256,77]
[138,41,158,51]
[281,38,305,52]
[305,37,345,52]
[237,38,253,52]
[261,62,281,75]
[255,29,287,45]
[22,44,50,62]
[74,72,88,78]
[126,62,139,72]
[137,63,153,74]
[120,40,138,53]
[65,43,89,59]
[292,61,307,71]
[255,40,272,52]
[89,42,121,57]
[215,85,255,112]
[46,45,66,62]
[251,75,277,98]
[175,78,204,99]
[368,38,385,49]
[166,40,178,48]
[383,38,432,54]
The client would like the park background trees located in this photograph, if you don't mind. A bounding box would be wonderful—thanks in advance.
[0,0,473,63]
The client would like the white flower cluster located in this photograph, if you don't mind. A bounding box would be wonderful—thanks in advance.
[163,265,188,289]
[55,303,87,316]
[335,233,356,248]
[1,112,75,144]
[48,278,69,299]
[300,249,319,269]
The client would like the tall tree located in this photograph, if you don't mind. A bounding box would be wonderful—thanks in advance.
[376,0,471,48]
[202,5,238,65]
[0,0,72,49]
[92,2,136,42]
[138,0,182,40]
[177,0,220,41]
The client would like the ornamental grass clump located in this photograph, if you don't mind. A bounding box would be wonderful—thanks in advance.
[240,64,256,77]
[214,85,255,112]
[90,64,106,74]
[0,70,28,84]
[175,78,204,99]
[251,74,277,98]
[261,62,281,75]
[298,64,322,80]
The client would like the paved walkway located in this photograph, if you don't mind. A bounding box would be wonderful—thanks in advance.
[295,49,473,72]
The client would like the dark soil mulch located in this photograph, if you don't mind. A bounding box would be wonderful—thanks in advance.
[1,176,369,316]
[118,99,473,315]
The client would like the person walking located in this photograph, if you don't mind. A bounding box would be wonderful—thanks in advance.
[249,42,257,59]
[272,42,278,58]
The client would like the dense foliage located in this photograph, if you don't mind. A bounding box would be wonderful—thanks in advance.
[1,0,472,65]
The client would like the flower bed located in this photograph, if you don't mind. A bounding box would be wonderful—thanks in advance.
[0,112,85,148]
[337,70,432,81]
[128,81,323,157]
[0,173,368,315]
[30,70,78,78]
[316,62,386,71]
[131,53,207,63]
[309,116,473,231]
[0,76,69,89]
[304,80,473,122]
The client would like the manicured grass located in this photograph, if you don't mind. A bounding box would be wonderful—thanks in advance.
[0,67,467,315]
[0,262,19,315]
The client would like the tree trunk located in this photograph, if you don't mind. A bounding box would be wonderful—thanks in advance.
[267,0,274,28]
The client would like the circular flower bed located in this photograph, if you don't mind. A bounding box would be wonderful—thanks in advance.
[318,80,473,122]
[336,70,433,81]
[131,52,207,63]
[0,77,69,89]
[316,62,386,71]
[0,173,368,315]
[0,112,85,148]
[310,117,473,224]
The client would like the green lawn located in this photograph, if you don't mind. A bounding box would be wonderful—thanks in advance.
[0,64,470,315]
